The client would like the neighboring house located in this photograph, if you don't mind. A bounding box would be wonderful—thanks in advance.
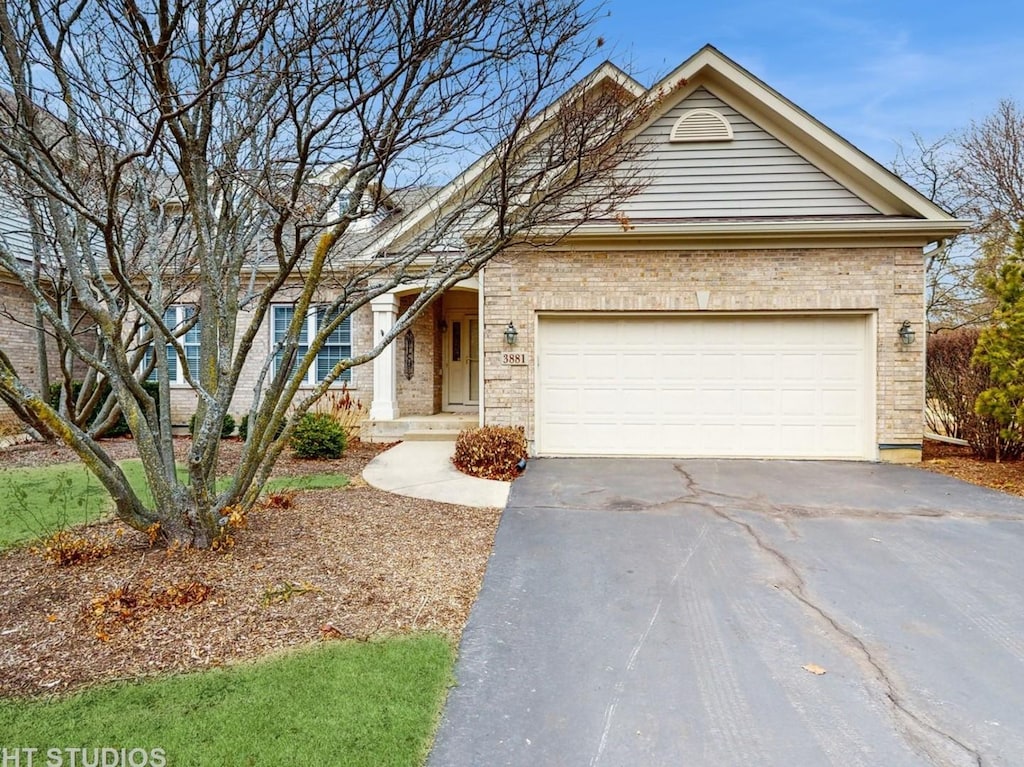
[352,45,965,462]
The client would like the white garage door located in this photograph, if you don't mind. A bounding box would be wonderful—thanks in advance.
[537,314,873,459]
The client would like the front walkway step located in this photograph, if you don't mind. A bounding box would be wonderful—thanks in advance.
[403,429,462,442]
[363,414,477,443]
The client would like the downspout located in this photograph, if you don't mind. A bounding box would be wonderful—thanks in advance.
[478,269,485,428]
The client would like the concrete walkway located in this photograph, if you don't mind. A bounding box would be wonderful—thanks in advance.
[362,441,510,508]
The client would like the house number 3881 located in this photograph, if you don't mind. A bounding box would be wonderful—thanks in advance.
[502,352,527,366]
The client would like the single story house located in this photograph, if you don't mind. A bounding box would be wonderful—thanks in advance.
[350,45,964,462]
[2,45,966,462]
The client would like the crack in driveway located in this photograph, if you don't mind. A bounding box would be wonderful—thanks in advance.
[670,464,985,767]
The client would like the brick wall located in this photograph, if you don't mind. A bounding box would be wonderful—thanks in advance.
[395,296,441,416]
[481,246,924,462]
[0,276,67,425]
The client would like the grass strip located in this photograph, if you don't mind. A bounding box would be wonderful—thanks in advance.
[0,463,349,547]
[0,635,454,767]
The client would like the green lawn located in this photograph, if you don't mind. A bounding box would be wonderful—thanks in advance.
[0,461,349,548]
[0,464,110,546]
[0,635,454,766]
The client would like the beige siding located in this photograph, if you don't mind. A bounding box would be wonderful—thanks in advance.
[481,246,925,462]
[620,87,879,219]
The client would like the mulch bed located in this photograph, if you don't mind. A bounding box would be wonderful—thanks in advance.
[0,438,501,698]
[919,438,1024,497]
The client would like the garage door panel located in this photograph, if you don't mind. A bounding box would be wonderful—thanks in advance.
[739,424,781,452]
[544,353,581,380]
[580,387,620,414]
[778,423,819,448]
[740,354,777,380]
[662,389,698,415]
[822,389,860,416]
[743,321,780,345]
[621,353,660,379]
[741,389,778,416]
[700,424,739,452]
[821,353,860,380]
[661,355,700,379]
[701,388,738,415]
[820,424,860,452]
[538,315,872,459]
[701,353,739,379]
[780,353,819,380]
[543,386,580,412]
[780,389,818,416]
[582,354,617,378]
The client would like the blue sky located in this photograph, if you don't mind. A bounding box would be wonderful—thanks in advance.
[594,0,1024,166]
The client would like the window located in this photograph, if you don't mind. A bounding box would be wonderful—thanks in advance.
[337,191,352,219]
[145,305,200,384]
[272,305,352,384]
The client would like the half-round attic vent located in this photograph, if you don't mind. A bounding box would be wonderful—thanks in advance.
[669,108,733,143]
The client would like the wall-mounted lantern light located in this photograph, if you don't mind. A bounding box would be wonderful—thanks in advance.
[503,321,518,346]
[898,320,915,346]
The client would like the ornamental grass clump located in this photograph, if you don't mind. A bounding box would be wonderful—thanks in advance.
[453,426,527,481]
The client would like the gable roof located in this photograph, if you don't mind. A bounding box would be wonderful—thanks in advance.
[355,60,646,258]
[650,45,951,219]
[359,45,966,255]
[618,85,883,220]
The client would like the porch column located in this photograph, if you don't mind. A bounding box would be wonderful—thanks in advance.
[369,293,400,420]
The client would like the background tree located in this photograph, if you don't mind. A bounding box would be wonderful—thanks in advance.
[0,0,651,546]
[958,100,1024,247]
[895,99,1024,330]
[973,223,1024,460]
[892,134,976,327]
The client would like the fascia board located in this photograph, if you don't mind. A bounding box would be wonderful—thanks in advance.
[512,217,970,247]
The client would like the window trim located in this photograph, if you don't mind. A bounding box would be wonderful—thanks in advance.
[271,304,353,386]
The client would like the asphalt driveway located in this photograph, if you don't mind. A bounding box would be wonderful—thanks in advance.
[428,458,1024,767]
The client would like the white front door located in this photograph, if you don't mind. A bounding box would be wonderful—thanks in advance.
[444,313,479,410]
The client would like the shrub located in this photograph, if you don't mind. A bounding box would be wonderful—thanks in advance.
[926,328,1024,460]
[189,412,236,439]
[238,413,286,443]
[453,425,527,481]
[290,413,347,459]
[48,380,160,438]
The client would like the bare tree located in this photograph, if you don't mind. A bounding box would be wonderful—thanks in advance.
[892,134,980,327]
[959,99,1024,247]
[895,102,1024,329]
[0,0,652,546]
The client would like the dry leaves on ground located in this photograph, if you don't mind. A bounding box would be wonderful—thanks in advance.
[0,440,501,698]
[919,439,1024,497]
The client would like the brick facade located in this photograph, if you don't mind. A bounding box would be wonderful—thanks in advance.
[0,275,71,425]
[479,246,925,462]
[396,295,442,416]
